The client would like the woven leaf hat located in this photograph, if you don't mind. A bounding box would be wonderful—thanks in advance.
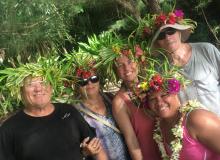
[0,56,65,102]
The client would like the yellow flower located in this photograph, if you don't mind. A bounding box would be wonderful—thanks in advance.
[112,45,121,54]
[138,82,149,91]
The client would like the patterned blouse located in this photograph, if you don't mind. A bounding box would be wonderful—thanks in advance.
[77,93,129,160]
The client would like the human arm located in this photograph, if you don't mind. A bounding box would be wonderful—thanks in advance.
[112,93,143,160]
[187,109,220,154]
[80,137,108,160]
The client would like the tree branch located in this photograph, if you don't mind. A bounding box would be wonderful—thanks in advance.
[115,0,141,20]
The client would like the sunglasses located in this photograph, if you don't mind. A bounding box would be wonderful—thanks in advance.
[78,75,99,87]
[157,28,177,40]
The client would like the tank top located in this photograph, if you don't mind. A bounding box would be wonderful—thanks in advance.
[119,92,161,160]
[179,115,220,160]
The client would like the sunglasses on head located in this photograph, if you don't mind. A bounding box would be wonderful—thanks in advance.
[157,28,177,40]
[78,75,99,87]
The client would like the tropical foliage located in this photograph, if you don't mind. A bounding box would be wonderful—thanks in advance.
[0,0,219,119]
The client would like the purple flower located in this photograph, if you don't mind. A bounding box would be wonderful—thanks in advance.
[167,78,180,94]
[174,9,184,18]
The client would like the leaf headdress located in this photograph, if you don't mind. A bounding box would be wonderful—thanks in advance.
[0,56,64,102]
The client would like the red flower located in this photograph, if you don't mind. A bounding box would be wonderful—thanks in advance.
[76,68,82,77]
[121,49,131,56]
[152,74,163,84]
[82,71,92,79]
[149,74,163,91]
[135,45,143,58]
[168,13,176,24]
[142,27,152,38]
[155,14,167,27]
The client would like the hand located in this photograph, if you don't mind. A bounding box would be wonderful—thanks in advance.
[80,137,102,156]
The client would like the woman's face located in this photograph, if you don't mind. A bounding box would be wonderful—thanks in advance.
[147,90,180,119]
[156,28,182,53]
[115,55,138,83]
[79,72,100,97]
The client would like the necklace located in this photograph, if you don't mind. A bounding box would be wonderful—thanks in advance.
[153,100,200,160]
[123,82,143,107]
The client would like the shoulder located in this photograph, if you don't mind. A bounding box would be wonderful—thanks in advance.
[53,103,82,118]
[0,110,23,131]
[191,42,219,54]
[112,90,126,108]
[187,109,220,135]
[54,103,77,112]
[191,42,216,48]
[112,90,131,117]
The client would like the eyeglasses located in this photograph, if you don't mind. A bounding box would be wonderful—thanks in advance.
[78,75,99,87]
[157,28,177,40]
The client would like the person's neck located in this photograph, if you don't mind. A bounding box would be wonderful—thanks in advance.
[168,43,192,66]
[162,111,182,129]
[24,103,54,117]
[123,79,139,92]
[82,93,103,106]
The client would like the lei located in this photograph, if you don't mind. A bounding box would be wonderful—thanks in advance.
[153,100,200,160]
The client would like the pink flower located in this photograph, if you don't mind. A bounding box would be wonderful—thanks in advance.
[174,9,184,18]
[135,45,143,58]
[167,78,180,94]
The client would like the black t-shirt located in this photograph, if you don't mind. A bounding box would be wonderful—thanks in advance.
[0,103,95,160]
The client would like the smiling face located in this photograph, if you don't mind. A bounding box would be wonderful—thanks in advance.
[115,55,138,83]
[147,91,180,119]
[79,72,100,97]
[156,29,182,53]
[21,77,52,109]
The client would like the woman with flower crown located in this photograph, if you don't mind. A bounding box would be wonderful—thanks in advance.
[94,34,162,160]
[141,66,220,160]
[144,9,220,116]
[64,52,130,160]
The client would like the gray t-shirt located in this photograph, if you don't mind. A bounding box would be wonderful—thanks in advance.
[179,42,220,115]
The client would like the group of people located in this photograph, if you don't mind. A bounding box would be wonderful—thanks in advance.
[1,9,220,160]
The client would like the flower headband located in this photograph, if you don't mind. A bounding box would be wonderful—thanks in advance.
[75,61,96,79]
[155,9,185,28]
[137,61,189,95]
[136,9,197,42]
[138,74,181,94]
[112,43,146,63]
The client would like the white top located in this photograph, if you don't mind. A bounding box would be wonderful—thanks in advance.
[179,42,220,116]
